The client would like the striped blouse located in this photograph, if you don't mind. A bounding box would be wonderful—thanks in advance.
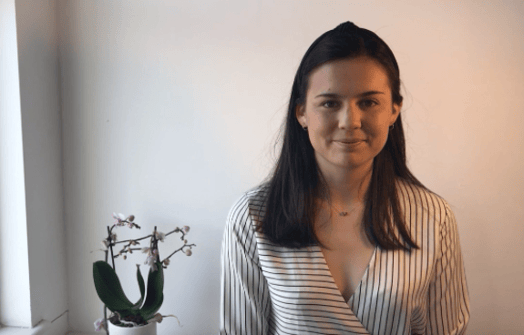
[220,180,470,334]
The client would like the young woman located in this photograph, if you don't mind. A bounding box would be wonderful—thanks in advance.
[220,22,470,335]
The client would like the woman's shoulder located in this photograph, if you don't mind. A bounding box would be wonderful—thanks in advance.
[395,178,453,222]
[228,183,269,215]
[226,183,270,233]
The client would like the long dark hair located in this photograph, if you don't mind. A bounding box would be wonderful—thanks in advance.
[257,22,428,251]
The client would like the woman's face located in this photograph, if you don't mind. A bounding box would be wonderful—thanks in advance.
[296,56,401,175]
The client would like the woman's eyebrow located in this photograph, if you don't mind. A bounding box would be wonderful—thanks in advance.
[358,90,385,97]
[314,90,385,99]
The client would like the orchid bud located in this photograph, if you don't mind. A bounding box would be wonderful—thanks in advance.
[182,226,190,233]
[128,215,135,221]
[185,249,192,256]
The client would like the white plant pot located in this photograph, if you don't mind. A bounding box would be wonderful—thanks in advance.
[107,321,157,335]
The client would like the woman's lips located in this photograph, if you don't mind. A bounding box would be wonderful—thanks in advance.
[334,140,364,148]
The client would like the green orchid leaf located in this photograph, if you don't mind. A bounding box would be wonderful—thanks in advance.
[93,261,134,311]
[132,264,146,310]
[139,261,164,320]
[141,294,163,321]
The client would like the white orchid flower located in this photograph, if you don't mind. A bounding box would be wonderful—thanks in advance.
[112,212,126,226]
[94,318,106,332]
[145,255,158,271]
[154,231,166,242]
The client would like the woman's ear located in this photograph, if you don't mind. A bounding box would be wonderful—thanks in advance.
[295,104,307,128]
[391,101,402,124]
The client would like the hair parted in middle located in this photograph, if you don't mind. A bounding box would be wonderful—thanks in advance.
[257,21,429,250]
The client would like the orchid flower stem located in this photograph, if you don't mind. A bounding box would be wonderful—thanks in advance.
[107,226,116,270]
[109,227,186,247]
[112,234,153,245]
[109,221,141,234]
[103,246,110,333]
[153,226,160,261]
[165,230,180,238]
[164,228,184,238]
[104,306,108,335]
[164,243,196,261]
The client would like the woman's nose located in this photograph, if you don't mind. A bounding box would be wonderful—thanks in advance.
[339,104,362,129]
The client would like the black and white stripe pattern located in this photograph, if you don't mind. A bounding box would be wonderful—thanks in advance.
[220,180,470,334]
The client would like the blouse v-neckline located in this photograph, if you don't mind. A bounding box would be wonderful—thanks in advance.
[315,244,378,306]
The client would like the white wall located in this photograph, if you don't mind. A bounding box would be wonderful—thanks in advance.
[15,0,68,329]
[0,0,67,332]
[0,0,31,326]
[53,1,523,334]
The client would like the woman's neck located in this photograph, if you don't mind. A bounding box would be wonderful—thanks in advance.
[319,164,372,206]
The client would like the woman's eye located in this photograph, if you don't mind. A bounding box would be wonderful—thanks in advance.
[322,100,338,108]
[359,99,378,108]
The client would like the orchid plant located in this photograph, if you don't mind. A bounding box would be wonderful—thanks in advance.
[93,213,195,332]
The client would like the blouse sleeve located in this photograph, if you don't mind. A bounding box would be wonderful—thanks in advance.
[219,194,271,335]
[426,204,470,335]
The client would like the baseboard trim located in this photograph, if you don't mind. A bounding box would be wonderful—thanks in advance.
[0,310,68,335]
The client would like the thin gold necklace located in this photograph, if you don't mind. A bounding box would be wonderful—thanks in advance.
[329,202,361,217]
